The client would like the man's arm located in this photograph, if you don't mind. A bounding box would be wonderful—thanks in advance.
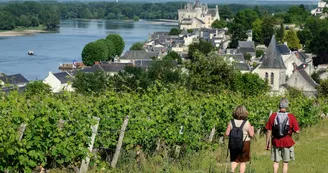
[266,130,272,150]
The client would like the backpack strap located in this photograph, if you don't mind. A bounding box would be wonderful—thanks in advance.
[231,119,247,129]
[231,119,236,128]
[240,120,247,129]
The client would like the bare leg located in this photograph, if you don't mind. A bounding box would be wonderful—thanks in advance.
[273,162,279,173]
[231,162,238,173]
[283,162,289,173]
[239,162,246,173]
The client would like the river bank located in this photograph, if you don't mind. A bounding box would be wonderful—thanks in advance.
[0,25,48,37]
[0,30,49,37]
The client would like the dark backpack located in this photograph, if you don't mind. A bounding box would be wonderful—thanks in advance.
[272,112,290,138]
[229,120,246,151]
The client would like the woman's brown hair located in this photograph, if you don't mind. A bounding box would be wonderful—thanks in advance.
[233,105,249,120]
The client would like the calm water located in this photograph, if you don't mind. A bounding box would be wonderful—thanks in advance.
[0,19,176,80]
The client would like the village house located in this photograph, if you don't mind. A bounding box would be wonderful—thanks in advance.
[0,73,29,87]
[253,35,318,96]
[43,71,74,93]
[283,51,313,78]
[178,0,220,30]
[119,50,159,63]
[286,68,318,97]
[237,41,256,58]
[82,63,133,75]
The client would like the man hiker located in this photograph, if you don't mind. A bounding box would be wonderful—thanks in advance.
[265,98,300,173]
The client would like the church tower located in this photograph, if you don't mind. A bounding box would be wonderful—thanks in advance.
[254,35,287,92]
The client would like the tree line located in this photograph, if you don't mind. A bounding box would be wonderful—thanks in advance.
[0,1,298,31]
[0,1,59,30]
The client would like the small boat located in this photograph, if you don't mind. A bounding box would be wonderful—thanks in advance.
[28,50,34,55]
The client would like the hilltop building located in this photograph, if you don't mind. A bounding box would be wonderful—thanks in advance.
[178,0,220,30]
[311,0,328,18]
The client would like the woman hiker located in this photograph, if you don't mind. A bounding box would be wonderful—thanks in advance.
[225,105,255,173]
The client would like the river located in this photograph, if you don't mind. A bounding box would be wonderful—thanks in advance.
[0,19,176,80]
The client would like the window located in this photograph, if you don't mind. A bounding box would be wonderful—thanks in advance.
[265,72,268,81]
[271,72,274,85]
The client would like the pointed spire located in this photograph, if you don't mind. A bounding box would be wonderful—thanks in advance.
[260,35,286,69]
[194,0,201,8]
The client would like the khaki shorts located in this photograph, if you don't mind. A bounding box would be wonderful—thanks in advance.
[271,146,295,162]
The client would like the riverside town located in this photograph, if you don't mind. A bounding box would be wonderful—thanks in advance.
[0,0,328,172]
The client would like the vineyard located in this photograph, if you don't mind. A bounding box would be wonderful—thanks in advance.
[0,84,326,172]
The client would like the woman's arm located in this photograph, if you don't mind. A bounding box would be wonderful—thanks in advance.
[225,122,231,137]
[248,122,254,138]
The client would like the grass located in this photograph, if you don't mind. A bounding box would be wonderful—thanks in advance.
[49,118,328,173]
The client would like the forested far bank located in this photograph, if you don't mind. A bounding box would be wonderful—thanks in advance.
[0,1,303,31]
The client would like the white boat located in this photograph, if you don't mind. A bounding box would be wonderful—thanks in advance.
[28,50,34,55]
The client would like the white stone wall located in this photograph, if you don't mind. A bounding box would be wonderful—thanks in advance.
[43,72,74,93]
[253,68,286,91]
[287,71,316,92]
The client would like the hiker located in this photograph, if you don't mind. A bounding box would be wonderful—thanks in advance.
[265,98,300,173]
[225,105,254,173]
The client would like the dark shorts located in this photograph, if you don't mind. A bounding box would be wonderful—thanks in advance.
[230,141,250,162]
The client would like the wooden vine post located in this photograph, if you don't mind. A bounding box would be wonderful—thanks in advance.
[18,123,27,141]
[80,117,100,173]
[111,116,129,168]
[208,125,216,143]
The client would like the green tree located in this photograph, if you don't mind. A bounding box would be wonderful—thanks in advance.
[30,16,40,27]
[211,19,227,29]
[81,41,109,66]
[18,15,31,27]
[235,72,270,97]
[169,28,181,35]
[147,59,181,84]
[252,18,263,44]
[187,29,194,33]
[261,16,275,46]
[184,51,238,93]
[284,28,301,51]
[311,72,321,84]
[98,39,116,60]
[234,9,259,30]
[39,7,59,28]
[0,11,15,30]
[106,34,125,56]
[219,5,233,20]
[317,79,328,98]
[164,51,182,64]
[245,53,252,61]
[24,81,51,97]
[229,23,248,48]
[188,40,214,61]
[297,29,312,46]
[111,66,150,92]
[130,42,144,50]
[276,23,285,44]
[133,16,139,21]
[72,71,110,95]
[256,49,264,58]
